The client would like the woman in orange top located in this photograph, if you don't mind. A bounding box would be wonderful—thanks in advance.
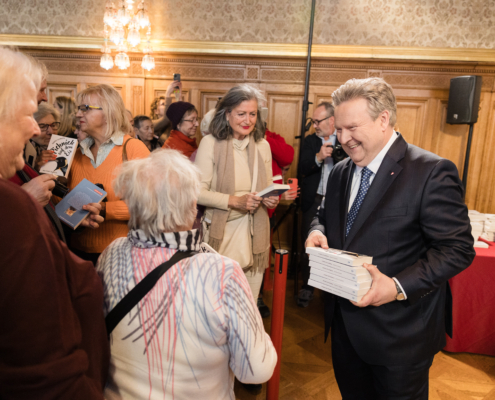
[70,84,150,264]
[162,101,199,159]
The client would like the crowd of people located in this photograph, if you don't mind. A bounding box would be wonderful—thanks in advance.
[0,44,475,400]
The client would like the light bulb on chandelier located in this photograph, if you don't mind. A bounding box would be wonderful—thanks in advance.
[100,0,154,71]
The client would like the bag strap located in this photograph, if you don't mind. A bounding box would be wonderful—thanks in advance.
[122,138,134,163]
[105,250,196,336]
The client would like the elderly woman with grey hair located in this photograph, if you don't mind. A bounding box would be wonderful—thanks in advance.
[0,46,109,399]
[195,84,278,301]
[69,84,150,264]
[97,149,276,400]
[29,102,61,170]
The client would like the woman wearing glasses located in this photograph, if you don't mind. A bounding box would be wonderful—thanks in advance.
[31,103,61,171]
[69,84,150,264]
[162,101,199,159]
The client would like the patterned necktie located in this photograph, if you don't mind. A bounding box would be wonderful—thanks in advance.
[346,167,373,237]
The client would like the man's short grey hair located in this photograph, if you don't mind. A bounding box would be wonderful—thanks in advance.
[316,101,335,118]
[210,84,266,142]
[36,59,49,81]
[0,47,42,123]
[332,78,397,127]
[113,149,200,237]
[34,102,60,123]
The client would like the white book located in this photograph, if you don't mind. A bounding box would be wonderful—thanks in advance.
[309,255,371,278]
[39,134,78,178]
[256,183,290,199]
[306,247,373,266]
[310,271,372,291]
[308,278,369,302]
[310,264,372,288]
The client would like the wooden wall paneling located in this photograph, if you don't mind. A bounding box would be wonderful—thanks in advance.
[467,92,495,212]
[46,83,78,104]
[200,90,226,117]
[395,97,429,148]
[87,83,127,106]
[132,86,144,116]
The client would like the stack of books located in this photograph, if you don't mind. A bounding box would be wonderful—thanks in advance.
[306,247,373,302]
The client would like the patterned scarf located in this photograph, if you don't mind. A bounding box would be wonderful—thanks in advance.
[128,228,201,251]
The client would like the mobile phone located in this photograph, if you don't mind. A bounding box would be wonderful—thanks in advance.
[173,73,181,82]
[288,178,298,191]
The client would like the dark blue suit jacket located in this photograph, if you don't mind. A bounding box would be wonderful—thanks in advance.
[310,134,475,365]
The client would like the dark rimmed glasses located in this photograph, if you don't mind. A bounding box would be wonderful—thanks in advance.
[310,116,331,126]
[77,104,103,113]
[38,122,61,132]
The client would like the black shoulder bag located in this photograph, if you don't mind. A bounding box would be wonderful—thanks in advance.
[105,250,196,337]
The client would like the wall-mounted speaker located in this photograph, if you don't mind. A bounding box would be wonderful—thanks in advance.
[446,75,482,124]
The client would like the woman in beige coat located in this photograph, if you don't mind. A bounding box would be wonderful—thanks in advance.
[195,84,279,300]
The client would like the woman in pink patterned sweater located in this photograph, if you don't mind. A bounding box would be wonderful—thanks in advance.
[97,149,277,400]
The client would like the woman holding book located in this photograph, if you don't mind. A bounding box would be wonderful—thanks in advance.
[69,84,150,264]
[31,103,60,171]
[194,84,278,300]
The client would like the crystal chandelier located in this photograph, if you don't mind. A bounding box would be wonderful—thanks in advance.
[100,0,155,71]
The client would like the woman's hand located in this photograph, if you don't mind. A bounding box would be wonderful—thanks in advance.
[21,174,57,206]
[281,186,300,201]
[262,195,279,210]
[80,202,104,229]
[229,193,262,213]
[165,80,182,98]
[35,150,56,170]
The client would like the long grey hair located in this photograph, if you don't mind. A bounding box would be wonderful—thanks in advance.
[210,84,266,142]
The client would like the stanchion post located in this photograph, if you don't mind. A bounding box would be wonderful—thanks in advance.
[266,249,289,400]
[263,229,274,291]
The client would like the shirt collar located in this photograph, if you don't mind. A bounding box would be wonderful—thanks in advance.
[79,132,125,155]
[355,130,399,176]
[319,130,337,143]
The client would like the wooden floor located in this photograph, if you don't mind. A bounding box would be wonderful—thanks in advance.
[235,279,495,400]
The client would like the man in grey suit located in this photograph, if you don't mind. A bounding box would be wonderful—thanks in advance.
[306,77,475,399]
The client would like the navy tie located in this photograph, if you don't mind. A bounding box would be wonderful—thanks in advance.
[346,167,373,237]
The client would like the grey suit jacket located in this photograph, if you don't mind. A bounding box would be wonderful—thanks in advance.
[310,134,475,365]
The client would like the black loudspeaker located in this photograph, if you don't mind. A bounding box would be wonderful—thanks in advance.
[446,75,482,124]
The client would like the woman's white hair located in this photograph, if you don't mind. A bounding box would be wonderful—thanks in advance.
[0,47,42,123]
[113,149,200,237]
[76,84,131,141]
[34,102,60,123]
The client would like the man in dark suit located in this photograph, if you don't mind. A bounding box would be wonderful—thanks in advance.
[306,78,475,399]
[297,102,337,307]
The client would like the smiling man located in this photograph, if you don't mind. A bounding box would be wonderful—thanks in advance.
[306,78,475,399]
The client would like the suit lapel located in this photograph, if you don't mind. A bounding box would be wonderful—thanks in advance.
[343,134,407,249]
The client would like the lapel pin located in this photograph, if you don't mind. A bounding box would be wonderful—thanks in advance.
[391,172,394,175]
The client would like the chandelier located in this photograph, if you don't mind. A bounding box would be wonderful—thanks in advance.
[100,0,155,71]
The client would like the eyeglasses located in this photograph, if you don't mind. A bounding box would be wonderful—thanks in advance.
[38,122,61,132]
[182,118,200,124]
[311,116,331,126]
[77,104,103,113]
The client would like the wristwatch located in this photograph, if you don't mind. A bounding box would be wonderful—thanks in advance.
[394,279,405,301]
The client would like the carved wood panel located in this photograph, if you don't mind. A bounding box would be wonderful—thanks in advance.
[47,84,77,104]
[395,98,428,148]
[199,91,225,117]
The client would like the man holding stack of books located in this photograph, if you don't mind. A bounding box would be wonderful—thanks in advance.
[306,77,475,399]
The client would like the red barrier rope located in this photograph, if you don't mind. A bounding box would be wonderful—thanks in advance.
[266,249,289,399]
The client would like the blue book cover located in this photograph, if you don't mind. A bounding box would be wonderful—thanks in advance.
[55,178,107,229]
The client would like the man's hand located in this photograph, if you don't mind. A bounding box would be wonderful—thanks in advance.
[305,230,329,249]
[79,202,104,229]
[262,195,279,210]
[281,186,300,201]
[351,263,397,307]
[316,144,334,163]
[21,174,57,206]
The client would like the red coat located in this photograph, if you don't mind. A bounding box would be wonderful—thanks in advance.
[265,129,294,218]
[162,130,198,159]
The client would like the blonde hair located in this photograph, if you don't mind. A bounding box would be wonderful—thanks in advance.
[332,78,397,127]
[114,149,200,236]
[76,84,130,140]
[55,96,76,136]
[0,47,42,123]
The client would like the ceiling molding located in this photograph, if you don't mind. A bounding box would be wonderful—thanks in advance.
[2,34,495,63]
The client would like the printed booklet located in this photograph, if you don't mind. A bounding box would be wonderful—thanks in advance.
[55,179,107,229]
[39,134,78,178]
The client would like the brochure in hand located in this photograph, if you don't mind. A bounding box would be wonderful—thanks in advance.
[39,134,78,178]
[55,179,107,229]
